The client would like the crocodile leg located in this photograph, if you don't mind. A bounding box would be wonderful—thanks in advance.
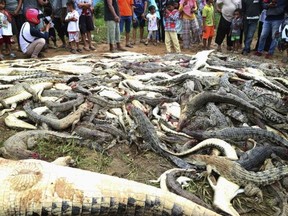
[0,158,220,216]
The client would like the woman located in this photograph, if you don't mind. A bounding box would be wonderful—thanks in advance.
[215,0,241,51]
[179,0,201,49]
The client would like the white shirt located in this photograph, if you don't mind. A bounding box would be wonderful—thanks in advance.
[65,10,80,32]
[0,12,12,36]
[216,0,241,22]
[146,13,158,31]
[19,22,37,53]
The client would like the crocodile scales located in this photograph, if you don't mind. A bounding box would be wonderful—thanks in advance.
[0,157,219,216]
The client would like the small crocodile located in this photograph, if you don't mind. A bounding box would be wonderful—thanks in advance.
[0,130,81,159]
[88,95,127,109]
[177,91,262,131]
[184,127,288,149]
[0,157,219,216]
[187,154,288,186]
[45,94,85,112]
[23,101,93,130]
[237,146,288,171]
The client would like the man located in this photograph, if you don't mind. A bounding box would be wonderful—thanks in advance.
[242,0,262,55]
[19,8,50,58]
[23,0,49,13]
[104,0,126,52]
[255,0,288,58]
[50,0,67,48]
[132,0,147,44]
[118,0,134,47]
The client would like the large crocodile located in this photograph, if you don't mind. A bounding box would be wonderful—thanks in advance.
[177,91,262,131]
[0,157,219,216]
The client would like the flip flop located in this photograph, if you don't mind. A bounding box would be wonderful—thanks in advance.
[126,44,133,48]
[83,47,90,51]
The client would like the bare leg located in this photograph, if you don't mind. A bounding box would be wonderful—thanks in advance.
[125,32,130,46]
[132,28,136,44]
[82,33,88,49]
[140,27,144,41]
[203,39,207,49]
[207,37,212,49]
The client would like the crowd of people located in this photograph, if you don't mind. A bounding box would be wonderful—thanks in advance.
[0,0,287,62]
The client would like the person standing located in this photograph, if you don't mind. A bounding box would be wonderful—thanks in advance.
[104,0,126,52]
[164,1,181,53]
[50,0,68,48]
[118,0,134,48]
[179,0,201,49]
[254,0,288,59]
[215,0,241,51]
[74,0,96,51]
[202,0,214,49]
[145,5,158,45]
[241,0,262,55]
[132,0,147,44]
[230,9,243,52]
[5,0,24,50]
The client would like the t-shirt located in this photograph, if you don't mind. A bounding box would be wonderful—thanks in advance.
[65,10,80,32]
[118,0,133,16]
[74,0,92,16]
[231,17,242,36]
[146,12,158,31]
[134,0,146,15]
[5,0,21,14]
[216,0,241,22]
[0,12,13,36]
[50,0,68,17]
[23,0,42,13]
[104,0,120,21]
[202,4,214,26]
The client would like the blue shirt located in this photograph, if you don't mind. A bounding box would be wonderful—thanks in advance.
[134,0,146,15]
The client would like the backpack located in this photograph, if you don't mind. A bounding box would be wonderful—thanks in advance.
[277,17,288,51]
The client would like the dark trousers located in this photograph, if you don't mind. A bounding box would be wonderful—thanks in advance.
[254,21,272,51]
[53,17,66,41]
[215,15,233,47]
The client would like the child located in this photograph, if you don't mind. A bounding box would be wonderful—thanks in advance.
[174,1,183,41]
[145,5,158,46]
[164,1,181,53]
[44,6,57,48]
[202,0,214,49]
[0,0,15,59]
[65,0,81,53]
[230,9,243,52]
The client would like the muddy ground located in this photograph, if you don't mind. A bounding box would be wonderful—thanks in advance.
[0,40,287,215]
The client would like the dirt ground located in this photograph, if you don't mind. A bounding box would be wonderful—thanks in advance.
[0,40,286,215]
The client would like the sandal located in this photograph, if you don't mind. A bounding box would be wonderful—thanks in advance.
[70,49,77,54]
[76,49,82,53]
[89,46,96,51]
[83,47,90,51]
[126,44,133,48]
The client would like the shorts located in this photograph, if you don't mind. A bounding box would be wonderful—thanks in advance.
[231,35,240,41]
[2,36,12,44]
[120,16,132,33]
[202,26,214,39]
[79,15,94,34]
[68,32,80,42]
[132,14,145,28]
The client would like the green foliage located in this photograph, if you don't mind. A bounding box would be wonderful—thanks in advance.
[94,0,104,19]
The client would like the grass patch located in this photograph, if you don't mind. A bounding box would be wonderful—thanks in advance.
[92,18,107,43]
[119,152,140,180]
[33,137,112,173]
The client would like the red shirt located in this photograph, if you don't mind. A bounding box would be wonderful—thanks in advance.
[118,0,134,16]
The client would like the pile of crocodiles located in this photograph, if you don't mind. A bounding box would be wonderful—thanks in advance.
[0,51,287,215]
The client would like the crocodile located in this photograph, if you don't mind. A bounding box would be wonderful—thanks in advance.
[44,94,85,112]
[0,72,50,83]
[187,154,288,186]
[23,101,93,130]
[183,127,288,149]
[206,103,229,128]
[128,105,194,169]
[0,130,81,159]
[88,95,127,109]
[263,107,287,124]
[0,157,220,216]
[177,91,262,131]
[237,146,288,171]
